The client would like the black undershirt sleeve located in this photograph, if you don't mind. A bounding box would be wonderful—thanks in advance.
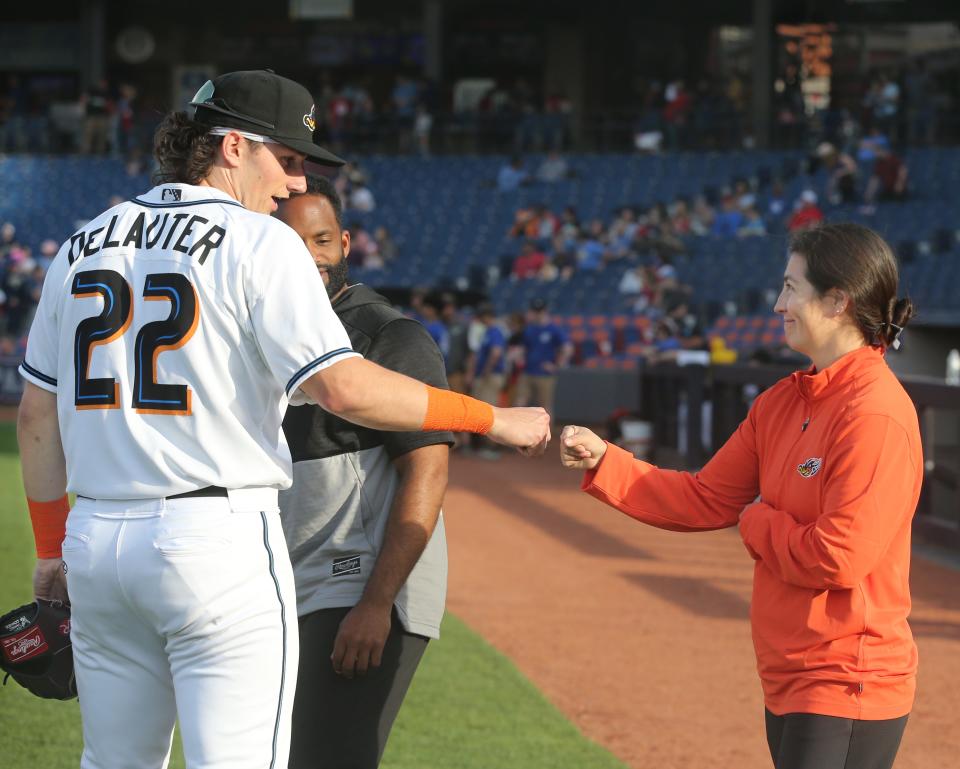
[366,317,455,459]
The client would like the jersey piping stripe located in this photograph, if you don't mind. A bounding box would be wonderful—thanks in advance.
[260,511,287,769]
[131,197,246,210]
[20,361,57,386]
[285,348,354,396]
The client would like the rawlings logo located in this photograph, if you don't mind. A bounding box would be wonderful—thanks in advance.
[797,457,823,478]
[59,619,71,635]
[2,627,48,663]
[303,104,317,132]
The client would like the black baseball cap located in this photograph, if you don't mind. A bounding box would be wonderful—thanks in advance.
[190,70,345,167]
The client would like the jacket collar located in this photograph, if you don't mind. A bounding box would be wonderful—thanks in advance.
[792,345,883,401]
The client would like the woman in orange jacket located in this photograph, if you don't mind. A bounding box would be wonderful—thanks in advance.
[562,223,920,769]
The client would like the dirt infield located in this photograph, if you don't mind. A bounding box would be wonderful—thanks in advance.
[443,447,960,769]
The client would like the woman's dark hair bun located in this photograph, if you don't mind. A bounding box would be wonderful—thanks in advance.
[879,297,915,349]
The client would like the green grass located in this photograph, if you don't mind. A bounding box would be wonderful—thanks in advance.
[0,424,626,769]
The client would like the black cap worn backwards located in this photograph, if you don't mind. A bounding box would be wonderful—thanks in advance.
[190,70,345,167]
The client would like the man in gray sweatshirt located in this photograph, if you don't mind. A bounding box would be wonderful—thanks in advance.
[278,175,452,768]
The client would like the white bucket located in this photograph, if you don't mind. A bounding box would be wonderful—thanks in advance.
[619,419,653,461]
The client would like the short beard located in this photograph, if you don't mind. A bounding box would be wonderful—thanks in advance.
[325,253,349,299]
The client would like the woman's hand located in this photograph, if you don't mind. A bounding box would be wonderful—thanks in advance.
[560,425,607,471]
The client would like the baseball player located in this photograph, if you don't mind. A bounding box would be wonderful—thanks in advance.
[276,176,450,767]
[17,69,549,769]
[513,298,572,415]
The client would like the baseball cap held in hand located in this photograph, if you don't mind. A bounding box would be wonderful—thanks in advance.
[191,69,344,166]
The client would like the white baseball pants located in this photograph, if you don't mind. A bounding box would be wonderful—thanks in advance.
[62,495,297,769]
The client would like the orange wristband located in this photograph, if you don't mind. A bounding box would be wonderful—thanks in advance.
[422,386,494,435]
[28,495,70,559]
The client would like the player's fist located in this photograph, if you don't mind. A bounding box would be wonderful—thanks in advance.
[488,406,551,456]
[560,425,607,470]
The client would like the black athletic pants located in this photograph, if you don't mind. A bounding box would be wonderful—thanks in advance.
[289,606,429,769]
[765,709,909,769]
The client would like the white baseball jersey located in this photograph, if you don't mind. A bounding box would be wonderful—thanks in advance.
[20,183,359,499]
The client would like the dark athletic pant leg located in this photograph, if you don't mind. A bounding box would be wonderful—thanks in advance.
[765,709,909,769]
[289,606,428,769]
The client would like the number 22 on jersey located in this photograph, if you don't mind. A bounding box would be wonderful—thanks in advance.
[72,269,199,415]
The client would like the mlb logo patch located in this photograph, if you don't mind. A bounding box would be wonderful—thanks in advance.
[797,457,823,478]
[161,188,182,202]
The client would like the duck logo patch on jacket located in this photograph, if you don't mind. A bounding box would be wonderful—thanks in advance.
[797,457,823,478]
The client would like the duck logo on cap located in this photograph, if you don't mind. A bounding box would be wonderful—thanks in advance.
[303,104,316,132]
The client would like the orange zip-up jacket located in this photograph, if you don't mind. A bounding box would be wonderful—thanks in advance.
[583,345,922,719]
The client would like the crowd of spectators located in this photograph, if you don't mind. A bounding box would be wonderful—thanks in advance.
[0,74,142,159]
[0,222,45,399]
[1,55,954,158]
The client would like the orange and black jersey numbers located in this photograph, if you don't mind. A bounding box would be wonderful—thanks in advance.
[72,269,199,415]
[72,270,132,410]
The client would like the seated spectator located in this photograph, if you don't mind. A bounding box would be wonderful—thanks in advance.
[711,192,746,237]
[509,205,556,240]
[618,265,647,295]
[373,225,398,262]
[537,151,570,183]
[734,179,755,211]
[37,239,59,271]
[863,147,908,207]
[559,206,580,240]
[348,223,374,263]
[669,199,693,235]
[413,104,433,156]
[738,207,767,237]
[508,207,536,239]
[512,242,547,279]
[609,208,639,260]
[815,142,858,204]
[633,108,664,154]
[647,320,683,361]
[534,204,560,239]
[538,258,559,282]
[550,234,577,279]
[665,299,704,349]
[576,221,608,271]
[690,195,715,235]
[349,178,376,212]
[767,180,787,219]
[788,190,825,231]
[856,127,890,166]
[497,156,530,192]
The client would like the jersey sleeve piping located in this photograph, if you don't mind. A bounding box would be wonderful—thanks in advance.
[19,361,58,392]
[285,348,360,397]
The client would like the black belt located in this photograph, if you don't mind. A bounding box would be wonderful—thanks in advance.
[167,486,228,500]
[77,486,228,501]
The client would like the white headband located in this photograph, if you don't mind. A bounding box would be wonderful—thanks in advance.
[207,126,279,144]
